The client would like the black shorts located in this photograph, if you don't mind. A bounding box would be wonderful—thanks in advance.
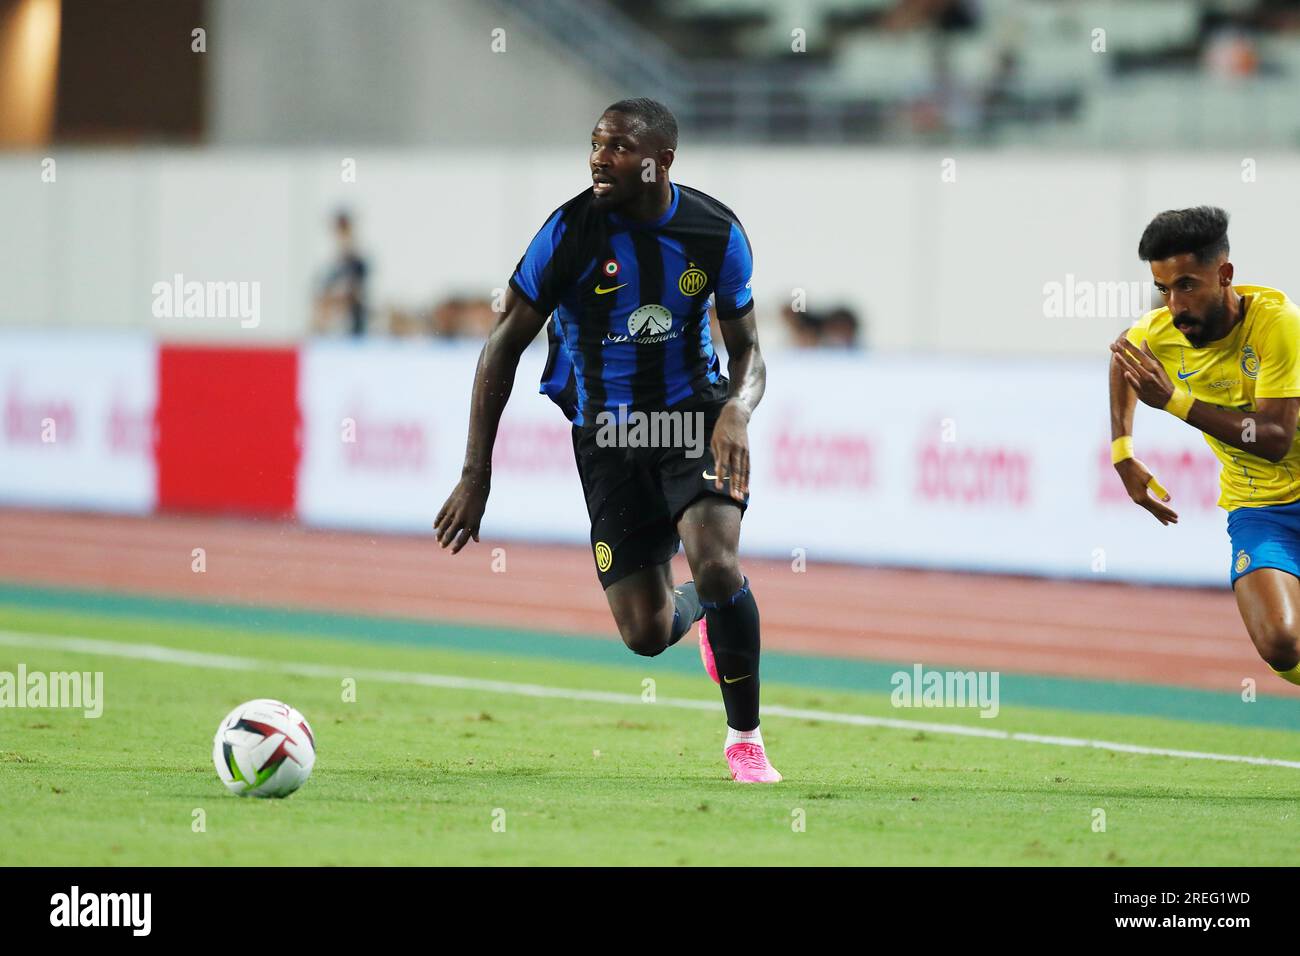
[571,399,748,589]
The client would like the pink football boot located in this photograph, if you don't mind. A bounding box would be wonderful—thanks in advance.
[698,616,720,684]
[725,741,783,783]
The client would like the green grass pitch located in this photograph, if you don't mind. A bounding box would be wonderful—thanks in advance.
[1,599,1298,866]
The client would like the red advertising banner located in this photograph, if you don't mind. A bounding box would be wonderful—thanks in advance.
[156,345,299,517]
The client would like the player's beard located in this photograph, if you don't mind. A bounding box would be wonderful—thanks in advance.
[591,179,623,208]
[1180,297,1229,347]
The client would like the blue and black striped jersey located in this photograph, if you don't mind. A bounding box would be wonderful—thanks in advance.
[509,182,754,425]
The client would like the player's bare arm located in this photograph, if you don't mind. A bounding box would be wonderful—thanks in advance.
[711,312,764,502]
[434,287,548,553]
[1111,337,1300,462]
[1108,333,1178,526]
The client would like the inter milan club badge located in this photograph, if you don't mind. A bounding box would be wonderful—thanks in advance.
[678,262,707,296]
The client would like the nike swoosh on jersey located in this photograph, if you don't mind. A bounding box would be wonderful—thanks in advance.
[702,470,730,481]
[1176,369,1202,380]
[594,283,627,295]
[722,674,751,684]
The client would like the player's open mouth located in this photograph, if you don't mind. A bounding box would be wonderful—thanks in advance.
[592,177,614,196]
[1175,321,1197,334]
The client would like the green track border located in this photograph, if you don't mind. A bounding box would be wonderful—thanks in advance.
[0,581,1294,731]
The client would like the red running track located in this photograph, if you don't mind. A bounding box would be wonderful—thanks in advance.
[0,508,1288,696]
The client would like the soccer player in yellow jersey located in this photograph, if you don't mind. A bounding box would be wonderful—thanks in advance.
[1110,206,1300,687]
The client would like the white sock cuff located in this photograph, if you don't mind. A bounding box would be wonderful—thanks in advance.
[725,725,763,749]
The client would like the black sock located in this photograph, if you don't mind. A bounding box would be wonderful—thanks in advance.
[702,577,760,732]
[668,581,704,647]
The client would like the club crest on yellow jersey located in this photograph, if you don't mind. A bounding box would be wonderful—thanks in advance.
[1241,344,1259,379]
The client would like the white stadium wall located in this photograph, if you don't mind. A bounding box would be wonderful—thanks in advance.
[2,149,1300,353]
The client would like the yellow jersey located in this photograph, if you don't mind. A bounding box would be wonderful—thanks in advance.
[1126,285,1300,511]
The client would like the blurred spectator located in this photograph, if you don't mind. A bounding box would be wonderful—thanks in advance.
[312,211,370,336]
[460,299,497,337]
[428,295,497,339]
[822,307,862,349]
[1202,29,1259,79]
[911,38,981,136]
[776,302,865,350]
[883,0,979,33]
[385,306,426,337]
[979,48,1021,131]
[780,304,824,349]
[430,296,468,338]
[341,286,861,350]
[1255,0,1300,32]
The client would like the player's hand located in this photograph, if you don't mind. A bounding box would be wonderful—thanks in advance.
[1110,338,1175,410]
[710,401,751,502]
[1114,457,1179,526]
[434,468,491,553]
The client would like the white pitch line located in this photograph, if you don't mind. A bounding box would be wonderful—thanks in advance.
[3,628,1299,770]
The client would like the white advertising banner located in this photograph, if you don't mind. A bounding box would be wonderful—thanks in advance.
[742,354,1226,586]
[0,332,156,512]
[298,344,1230,586]
[296,339,589,537]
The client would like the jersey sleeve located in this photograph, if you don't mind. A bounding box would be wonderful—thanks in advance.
[714,221,754,321]
[509,209,571,317]
[1124,312,1154,348]
[1255,311,1300,399]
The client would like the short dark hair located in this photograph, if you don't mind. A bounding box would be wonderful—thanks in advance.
[1137,206,1230,263]
[603,97,678,151]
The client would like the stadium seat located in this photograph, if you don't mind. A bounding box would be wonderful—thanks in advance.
[1077,0,1200,54]
[833,31,935,98]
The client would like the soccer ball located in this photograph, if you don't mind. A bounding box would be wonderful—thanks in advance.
[212,699,316,798]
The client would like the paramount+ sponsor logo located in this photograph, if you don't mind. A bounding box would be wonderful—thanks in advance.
[49,886,151,936]
[601,304,681,346]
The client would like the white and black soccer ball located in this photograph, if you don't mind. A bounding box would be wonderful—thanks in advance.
[213,699,316,798]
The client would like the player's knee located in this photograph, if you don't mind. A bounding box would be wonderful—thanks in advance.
[621,630,668,657]
[1252,625,1300,671]
[617,619,670,657]
[693,556,742,603]
[1264,641,1300,672]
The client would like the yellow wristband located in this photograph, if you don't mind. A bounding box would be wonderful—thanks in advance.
[1165,389,1194,420]
[1111,436,1134,464]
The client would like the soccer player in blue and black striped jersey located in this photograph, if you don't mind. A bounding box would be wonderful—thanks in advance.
[435,98,780,782]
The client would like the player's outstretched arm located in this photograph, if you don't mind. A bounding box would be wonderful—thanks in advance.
[711,312,765,502]
[1108,335,1179,525]
[1111,337,1300,462]
[434,288,548,553]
